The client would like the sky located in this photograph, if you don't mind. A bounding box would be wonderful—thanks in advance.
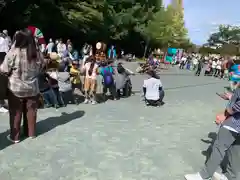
[163,0,240,45]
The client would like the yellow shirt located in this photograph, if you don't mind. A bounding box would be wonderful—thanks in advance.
[70,67,80,84]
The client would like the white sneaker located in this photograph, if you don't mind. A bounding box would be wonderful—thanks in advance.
[83,99,89,104]
[213,172,228,180]
[0,107,8,113]
[91,100,97,105]
[184,173,205,180]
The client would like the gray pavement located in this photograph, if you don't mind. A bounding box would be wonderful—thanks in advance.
[0,62,228,180]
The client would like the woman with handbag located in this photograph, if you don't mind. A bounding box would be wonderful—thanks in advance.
[0,30,44,143]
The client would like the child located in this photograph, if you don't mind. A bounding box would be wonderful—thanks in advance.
[81,57,99,104]
[99,61,116,100]
[38,72,59,108]
[48,70,65,107]
[70,60,82,104]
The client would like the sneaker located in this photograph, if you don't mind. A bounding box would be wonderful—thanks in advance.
[213,172,228,180]
[83,99,89,104]
[91,100,97,105]
[7,135,20,143]
[184,173,206,180]
[0,107,8,113]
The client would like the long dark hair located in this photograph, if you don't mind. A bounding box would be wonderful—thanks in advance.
[15,29,37,62]
[88,56,96,76]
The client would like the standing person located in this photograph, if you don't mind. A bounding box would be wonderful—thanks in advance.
[184,88,240,180]
[45,38,54,54]
[0,30,44,143]
[215,59,222,77]
[180,55,187,69]
[99,61,116,100]
[192,56,198,70]
[211,59,217,76]
[195,59,203,76]
[108,45,117,60]
[57,38,66,57]
[70,60,82,104]
[0,32,10,113]
[81,56,99,104]
[186,56,191,70]
[2,30,12,49]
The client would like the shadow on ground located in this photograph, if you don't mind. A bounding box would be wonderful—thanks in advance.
[37,110,85,136]
[201,131,228,172]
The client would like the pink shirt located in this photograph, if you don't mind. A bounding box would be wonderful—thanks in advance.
[84,62,98,79]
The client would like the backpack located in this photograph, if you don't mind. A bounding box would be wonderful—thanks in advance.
[102,67,114,85]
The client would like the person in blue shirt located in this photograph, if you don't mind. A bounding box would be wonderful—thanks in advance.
[99,61,117,100]
[108,45,117,59]
[229,64,240,92]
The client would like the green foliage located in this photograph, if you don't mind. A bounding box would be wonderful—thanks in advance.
[0,0,189,56]
[205,24,240,55]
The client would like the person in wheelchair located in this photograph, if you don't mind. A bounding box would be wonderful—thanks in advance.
[115,62,134,99]
[143,70,164,106]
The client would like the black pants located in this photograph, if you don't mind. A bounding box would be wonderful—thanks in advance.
[103,83,116,99]
[195,68,202,76]
[145,90,165,106]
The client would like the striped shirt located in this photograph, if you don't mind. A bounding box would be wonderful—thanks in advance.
[223,88,240,132]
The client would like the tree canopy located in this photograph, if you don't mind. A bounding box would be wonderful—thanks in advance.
[202,24,240,55]
[0,0,189,56]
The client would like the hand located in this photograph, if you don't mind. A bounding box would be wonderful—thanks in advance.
[215,113,226,125]
[224,92,233,100]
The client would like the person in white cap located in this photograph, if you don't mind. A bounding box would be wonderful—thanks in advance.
[2,30,11,48]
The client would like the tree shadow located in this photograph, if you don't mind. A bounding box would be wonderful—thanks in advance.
[37,110,85,136]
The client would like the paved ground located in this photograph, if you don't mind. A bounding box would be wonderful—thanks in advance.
[0,62,228,180]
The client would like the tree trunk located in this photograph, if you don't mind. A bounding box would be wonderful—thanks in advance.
[143,39,149,58]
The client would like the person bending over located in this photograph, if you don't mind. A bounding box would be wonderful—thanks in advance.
[143,70,164,106]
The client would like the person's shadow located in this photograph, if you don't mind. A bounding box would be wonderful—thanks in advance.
[201,132,217,163]
[36,110,85,136]
[0,110,85,151]
[201,132,228,171]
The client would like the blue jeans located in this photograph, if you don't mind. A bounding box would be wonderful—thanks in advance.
[41,88,58,106]
[52,88,65,105]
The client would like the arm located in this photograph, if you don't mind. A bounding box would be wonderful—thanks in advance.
[0,50,16,74]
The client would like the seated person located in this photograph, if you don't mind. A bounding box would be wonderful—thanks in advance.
[47,70,65,107]
[143,70,164,106]
[58,71,73,105]
[115,62,134,99]
[38,72,58,108]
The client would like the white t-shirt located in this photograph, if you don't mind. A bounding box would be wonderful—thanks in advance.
[83,62,98,79]
[212,61,217,68]
[143,77,162,100]
[216,60,222,69]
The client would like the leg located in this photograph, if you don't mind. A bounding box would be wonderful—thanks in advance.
[84,78,91,103]
[224,138,240,180]
[25,96,38,138]
[52,88,62,107]
[159,90,165,102]
[90,79,97,104]
[41,91,51,107]
[109,84,117,100]
[199,127,237,179]
[8,91,24,141]
[22,100,28,137]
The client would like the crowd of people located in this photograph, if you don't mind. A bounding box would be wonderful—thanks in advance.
[4,28,240,180]
[0,28,166,144]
